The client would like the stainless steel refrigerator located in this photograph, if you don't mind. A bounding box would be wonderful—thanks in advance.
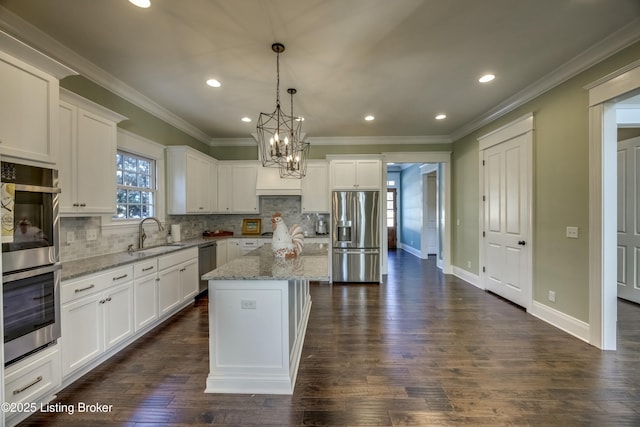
[332,190,380,283]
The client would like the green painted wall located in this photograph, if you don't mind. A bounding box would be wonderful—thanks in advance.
[60,75,208,153]
[451,40,640,322]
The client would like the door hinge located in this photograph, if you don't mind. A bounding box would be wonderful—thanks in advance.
[482,231,485,237]
[482,160,485,166]
[482,266,486,273]
[482,195,486,202]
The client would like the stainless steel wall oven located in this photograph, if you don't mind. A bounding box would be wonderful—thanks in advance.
[1,161,61,365]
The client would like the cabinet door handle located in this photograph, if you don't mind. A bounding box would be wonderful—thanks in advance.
[75,284,95,293]
[13,376,43,395]
[180,267,186,272]
[142,266,155,272]
[73,203,79,207]
[113,274,128,281]
[79,203,86,207]
[105,297,112,302]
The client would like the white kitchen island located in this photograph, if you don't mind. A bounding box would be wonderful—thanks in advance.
[202,242,329,395]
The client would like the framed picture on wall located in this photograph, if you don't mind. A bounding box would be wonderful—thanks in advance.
[242,218,261,235]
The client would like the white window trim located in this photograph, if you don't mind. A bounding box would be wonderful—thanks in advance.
[101,129,166,233]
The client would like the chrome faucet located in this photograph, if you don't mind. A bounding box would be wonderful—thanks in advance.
[139,217,164,249]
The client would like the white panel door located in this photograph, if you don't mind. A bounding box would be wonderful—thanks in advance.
[482,134,531,308]
[617,137,640,304]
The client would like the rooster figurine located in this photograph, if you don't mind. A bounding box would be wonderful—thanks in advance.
[271,212,304,258]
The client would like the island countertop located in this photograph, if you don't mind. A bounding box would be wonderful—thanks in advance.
[202,242,330,281]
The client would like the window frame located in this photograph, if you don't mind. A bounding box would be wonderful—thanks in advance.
[115,149,156,221]
[102,129,165,231]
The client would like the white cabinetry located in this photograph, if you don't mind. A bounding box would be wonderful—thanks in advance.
[133,258,159,331]
[60,266,133,377]
[302,161,330,212]
[166,146,216,214]
[217,162,259,213]
[4,346,61,425]
[227,239,241,262]
[232,162,259,213]
[158,247,198,316]
[330,158,381,190]
[216,239,229,266]
[59,90,126,215]
[0,51,60,165]
[60,248,198,381]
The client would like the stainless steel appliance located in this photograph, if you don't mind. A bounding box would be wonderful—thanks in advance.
[198,241,217,295]
[1,161,61,365]
[332,190,380,283]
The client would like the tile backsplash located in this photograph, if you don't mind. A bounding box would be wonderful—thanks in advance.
[60,196,328,262]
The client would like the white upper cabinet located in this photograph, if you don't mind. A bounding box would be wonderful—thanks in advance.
[330,158,382,190]
[166,146,216,214]
[301,161,330,213]
[216,162,259,214]
[59,90,126,215]
[231,162,259,213]
[0,51,60,165]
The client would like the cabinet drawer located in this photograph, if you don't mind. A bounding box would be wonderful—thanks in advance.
[134,258,158,277]
[158,247,198,270]
[62,265,133,303]
[5,346,61,405]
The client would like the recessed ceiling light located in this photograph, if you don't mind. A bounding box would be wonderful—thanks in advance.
[129,0,151,8]
[241,117,252,123]
[479,74,495,83]
[206,79,221,88]
[435,114,447,120]
[365,115,375,121]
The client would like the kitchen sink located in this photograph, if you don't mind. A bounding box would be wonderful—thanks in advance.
[135,243,186,257]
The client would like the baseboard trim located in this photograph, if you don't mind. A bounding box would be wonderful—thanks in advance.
[451,266,481,289]
[397,243,425,259]
[529,301,590,344]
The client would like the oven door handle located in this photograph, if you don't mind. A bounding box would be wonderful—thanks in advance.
[2,263,62,283]
[12,184,61,194]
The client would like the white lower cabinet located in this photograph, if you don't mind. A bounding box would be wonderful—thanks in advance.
[61,266,134,378]
[4,345,61,425]
[158,248,198,316]
[134,259,159,331]
[216,239,228,266]
[60,247,199,382]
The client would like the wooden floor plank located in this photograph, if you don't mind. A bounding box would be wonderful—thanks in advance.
[18,250,640,426]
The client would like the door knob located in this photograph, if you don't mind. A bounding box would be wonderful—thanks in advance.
[518,240,526,246]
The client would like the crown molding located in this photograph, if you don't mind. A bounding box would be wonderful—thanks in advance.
[450,17,640,142]
[0,6,212,146]
[308,135,452,145]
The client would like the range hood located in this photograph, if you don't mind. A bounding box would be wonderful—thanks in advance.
[255,166,301,196]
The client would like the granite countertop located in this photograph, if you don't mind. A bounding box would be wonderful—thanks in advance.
[202,243,330,281]
[61,234,331,282]
[61,236,226,281]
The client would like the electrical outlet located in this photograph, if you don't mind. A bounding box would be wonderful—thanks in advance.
[241,299,257,310]
[566,226,579,239]
[66,231,75,243]
[86,229,98,241]
[548,290,556,302]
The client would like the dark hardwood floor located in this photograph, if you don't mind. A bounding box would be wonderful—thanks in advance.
[19,250,640,426]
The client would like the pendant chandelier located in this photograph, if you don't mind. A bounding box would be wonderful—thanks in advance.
[279,88,309,179]
[255,43,308,177]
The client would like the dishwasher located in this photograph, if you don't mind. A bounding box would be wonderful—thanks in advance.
[198,242,217,296]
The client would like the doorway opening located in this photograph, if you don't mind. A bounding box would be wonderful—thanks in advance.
[588,61,640,350]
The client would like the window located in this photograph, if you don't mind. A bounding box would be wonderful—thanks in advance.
[115,150,156,219]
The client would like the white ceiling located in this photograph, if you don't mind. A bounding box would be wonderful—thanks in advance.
[1,0,639,144]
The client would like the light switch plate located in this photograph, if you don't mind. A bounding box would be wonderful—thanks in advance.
[566,226,579,239]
